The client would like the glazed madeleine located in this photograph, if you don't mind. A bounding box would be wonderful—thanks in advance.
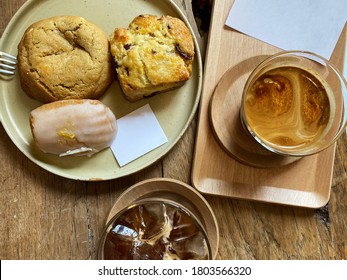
[30,99,117,156]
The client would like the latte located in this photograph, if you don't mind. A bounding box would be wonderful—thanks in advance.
[243,66,332,153]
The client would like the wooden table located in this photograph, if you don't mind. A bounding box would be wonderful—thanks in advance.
[1,0,346,260]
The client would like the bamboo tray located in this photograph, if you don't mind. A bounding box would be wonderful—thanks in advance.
[191,0,347,208]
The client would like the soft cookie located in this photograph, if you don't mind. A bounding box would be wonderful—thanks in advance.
[18,16,113,103]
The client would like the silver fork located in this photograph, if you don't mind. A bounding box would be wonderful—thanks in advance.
[0,51,17,76]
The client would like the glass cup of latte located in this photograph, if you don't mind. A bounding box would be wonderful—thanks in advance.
[240,50,347,157]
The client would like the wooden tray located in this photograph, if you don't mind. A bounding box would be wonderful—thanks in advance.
[191,0,347,208]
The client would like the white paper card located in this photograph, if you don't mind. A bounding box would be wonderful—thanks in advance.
[111,104,168,167]
[225,0,347,59]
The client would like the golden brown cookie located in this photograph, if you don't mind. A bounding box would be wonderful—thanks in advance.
[110,14,195,102]
[18,16,113,103]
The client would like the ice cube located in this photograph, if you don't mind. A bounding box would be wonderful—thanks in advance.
[169,208,200,242]
[171,231,209,260]
[138,203,167,239]
[132,239,166,260]
[103,225,135,260]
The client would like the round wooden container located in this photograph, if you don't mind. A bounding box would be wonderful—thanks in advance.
[105,178,219,259]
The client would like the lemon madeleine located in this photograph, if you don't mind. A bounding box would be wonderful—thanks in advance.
[30,99,117,156]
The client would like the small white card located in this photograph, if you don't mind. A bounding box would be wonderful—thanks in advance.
[225,0,347,59]
[111,104,168,167]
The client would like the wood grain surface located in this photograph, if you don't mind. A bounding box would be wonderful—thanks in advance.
[1,0,347,260]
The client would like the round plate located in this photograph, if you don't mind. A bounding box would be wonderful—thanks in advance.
[106,178,219,259]
[209,55,301,168]
[0,0,202,180]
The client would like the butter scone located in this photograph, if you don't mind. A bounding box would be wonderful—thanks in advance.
[18,16,113,103]
[110,14,194,101]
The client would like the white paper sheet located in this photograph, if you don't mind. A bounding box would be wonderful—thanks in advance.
[111,104,168,167]
[225,0,347,59]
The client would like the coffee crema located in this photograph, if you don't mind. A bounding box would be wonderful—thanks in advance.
[243,66,332,152]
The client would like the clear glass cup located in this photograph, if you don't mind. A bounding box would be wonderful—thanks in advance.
[98,198,212,260]
[240,50,347,157]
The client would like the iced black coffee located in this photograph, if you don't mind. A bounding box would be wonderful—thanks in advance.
[100,201,210,260]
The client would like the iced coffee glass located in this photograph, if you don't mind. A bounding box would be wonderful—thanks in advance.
[98,198,211,260]
[240,51,347,157]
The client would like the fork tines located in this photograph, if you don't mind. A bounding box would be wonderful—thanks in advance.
[0,51,17,75]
